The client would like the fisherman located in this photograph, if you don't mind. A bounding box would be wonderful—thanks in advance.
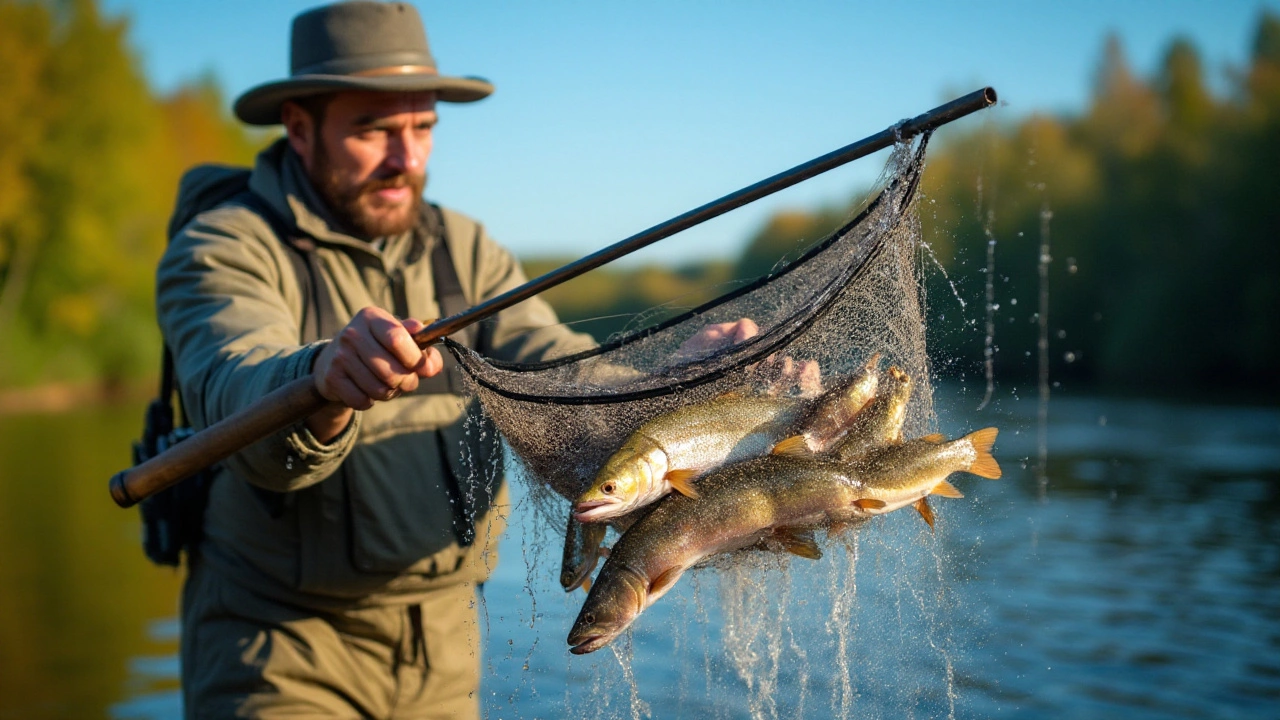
[159,2,756,717]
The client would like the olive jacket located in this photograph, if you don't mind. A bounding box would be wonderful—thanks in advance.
[157,139,595,609]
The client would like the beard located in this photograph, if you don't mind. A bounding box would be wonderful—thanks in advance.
[309,140,426,239]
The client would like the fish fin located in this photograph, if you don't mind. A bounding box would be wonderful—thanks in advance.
[580,577,592,593]
[913,497,936,530]
[932,479,964,498]
[920,433,945,443]
[773,528,823,560]
[964,427,1002,479]
[598,545,611,559]
[771,435,812,457]
[649,566,683,599]
[854,497,887,510]
[665,469,700,498]
[863,352,883,370]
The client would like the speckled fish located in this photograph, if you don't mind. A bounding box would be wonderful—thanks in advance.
[566,452,886,654]
[572,395,806,523]
[566,424,1002,654]
[823,364,913,462]
[844,427,1002,529]
[788,353,881,452]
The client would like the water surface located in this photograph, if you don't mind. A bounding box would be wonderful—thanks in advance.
[0,389,1276,719]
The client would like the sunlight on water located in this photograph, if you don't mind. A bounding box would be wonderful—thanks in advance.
[1,391,1278,719]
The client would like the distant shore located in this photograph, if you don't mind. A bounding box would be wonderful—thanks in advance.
[0,380,152,416]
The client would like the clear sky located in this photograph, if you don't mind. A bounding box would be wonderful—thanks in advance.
[101,0,1278,265]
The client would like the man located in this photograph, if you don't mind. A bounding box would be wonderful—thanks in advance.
[161,2,755,717]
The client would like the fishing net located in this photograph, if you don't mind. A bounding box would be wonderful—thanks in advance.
[444,136,937,533]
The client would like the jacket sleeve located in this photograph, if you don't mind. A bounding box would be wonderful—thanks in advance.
[156,207,360,492]
[466,221,599,364]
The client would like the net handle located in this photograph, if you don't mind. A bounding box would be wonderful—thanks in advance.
[109,87,997,509]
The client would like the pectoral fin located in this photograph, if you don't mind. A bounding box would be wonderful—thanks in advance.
[648,566,684,601]
[931,479,964,498]
[913,497,936,530]
[854,497,887,510]
[772,528,823,560]
[580,577,592,593]
[920,433,945,443]
[665,469,700,498]
[771,435,812,457]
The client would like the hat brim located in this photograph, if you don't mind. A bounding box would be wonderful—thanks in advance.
[233,73,494,125]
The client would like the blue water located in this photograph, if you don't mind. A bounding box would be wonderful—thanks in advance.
[106,389,1280,719]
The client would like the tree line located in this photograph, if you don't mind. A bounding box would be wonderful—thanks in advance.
[1,0,1276,399]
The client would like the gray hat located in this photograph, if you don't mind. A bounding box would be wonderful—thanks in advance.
[234,1,493,125]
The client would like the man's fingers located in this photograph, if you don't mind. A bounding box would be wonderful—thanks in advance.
[731,318,759,342]
[419,347,444,378]
[366,312,427,374]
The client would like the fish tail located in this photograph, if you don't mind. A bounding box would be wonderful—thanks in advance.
[964,427,1002,479]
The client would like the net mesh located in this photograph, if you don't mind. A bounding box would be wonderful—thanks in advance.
[446,136,937,534]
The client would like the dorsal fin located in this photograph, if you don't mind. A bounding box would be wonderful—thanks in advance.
[665,469,700,498]
[771,435,811,457]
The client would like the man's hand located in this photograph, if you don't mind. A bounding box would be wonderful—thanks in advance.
[306,307,443,443]
[674,319,759,362]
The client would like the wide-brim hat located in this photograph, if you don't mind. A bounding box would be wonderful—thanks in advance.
[234,1,493,126]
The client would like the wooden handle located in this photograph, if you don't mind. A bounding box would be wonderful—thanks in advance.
[109,376,329,507]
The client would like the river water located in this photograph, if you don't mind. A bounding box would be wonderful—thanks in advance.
[1,387,1277,719]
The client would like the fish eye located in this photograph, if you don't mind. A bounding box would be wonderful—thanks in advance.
[583,612,596,624]
[602,483,614,495]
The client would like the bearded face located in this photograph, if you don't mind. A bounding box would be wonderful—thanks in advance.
[309,136,425,238]
[285,90,437,241]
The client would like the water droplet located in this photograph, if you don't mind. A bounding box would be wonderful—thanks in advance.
[1064,351,1077,363]
[1066,257,1078,274]
[1098,415,1107,426]
[285,455,295,471]
[1010,298,1018,306]
[1056,329,1067,339]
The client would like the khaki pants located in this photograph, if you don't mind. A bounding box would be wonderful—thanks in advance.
[180,560,481,719]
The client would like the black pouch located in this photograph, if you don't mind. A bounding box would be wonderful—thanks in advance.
[132,376,214,567]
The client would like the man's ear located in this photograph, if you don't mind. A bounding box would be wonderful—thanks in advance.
[280,101,315,169]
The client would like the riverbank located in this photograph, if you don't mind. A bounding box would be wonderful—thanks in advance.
[0,380,152,416]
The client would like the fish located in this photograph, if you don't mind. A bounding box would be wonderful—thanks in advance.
[567,452,886,654]
[566,424,1002,654]
[827,365,913,462]
[844,427,1002,529]
[560,515,609,592]
[572,395,806,523]
[770,353,882,456]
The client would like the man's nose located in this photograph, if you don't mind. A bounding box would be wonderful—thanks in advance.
[386,130,427,174]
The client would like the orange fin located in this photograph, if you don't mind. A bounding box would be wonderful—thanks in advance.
[854,497,887,510]
[773,528,823,560]
[665,469,700,498]
[771,435,811,457]
[598,545,610,559]
[932,479,964,499]
[964,427,1002,479]
[580,577,592,593]
[920,433,945,443]
[913,497,936,530]
[649,566,683,598]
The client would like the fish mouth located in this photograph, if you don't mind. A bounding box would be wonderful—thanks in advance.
[573,499,621,523]
[567,631,614,655]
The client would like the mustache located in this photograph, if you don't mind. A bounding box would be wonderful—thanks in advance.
[356,172,425,197]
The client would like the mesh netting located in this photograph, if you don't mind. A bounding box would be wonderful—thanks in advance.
[445,137,936,532]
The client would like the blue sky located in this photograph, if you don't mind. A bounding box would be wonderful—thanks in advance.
[102,0,1278,264]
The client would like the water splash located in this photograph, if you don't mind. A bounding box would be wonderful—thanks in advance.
[1036,201,1053,500]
